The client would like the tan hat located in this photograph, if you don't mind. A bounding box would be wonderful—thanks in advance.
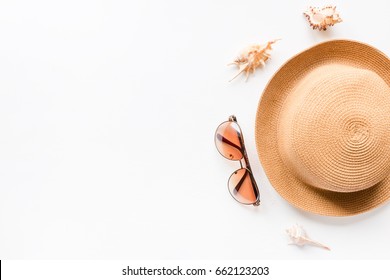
[255,40,390,216]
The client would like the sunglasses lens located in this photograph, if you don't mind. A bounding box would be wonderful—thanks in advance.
[228,168,259,205]
[215,121,243,160]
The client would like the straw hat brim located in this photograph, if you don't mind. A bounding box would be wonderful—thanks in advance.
[255,40,390,216]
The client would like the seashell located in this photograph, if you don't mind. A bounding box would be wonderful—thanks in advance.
[304,6,342,31]
[229,39,280,82]
[286,224,330,250]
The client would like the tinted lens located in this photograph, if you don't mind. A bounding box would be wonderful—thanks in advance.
[215,121,243,160]
[228,168,259,205]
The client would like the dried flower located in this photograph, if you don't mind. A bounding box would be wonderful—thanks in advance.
[229,39,280,82]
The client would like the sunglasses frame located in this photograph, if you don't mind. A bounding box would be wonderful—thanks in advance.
[215,115,260,206]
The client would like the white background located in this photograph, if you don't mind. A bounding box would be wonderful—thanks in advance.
[3,260,390,279]
[0,0,389,259]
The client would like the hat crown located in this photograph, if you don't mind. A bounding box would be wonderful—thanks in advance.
[278,64,390,192]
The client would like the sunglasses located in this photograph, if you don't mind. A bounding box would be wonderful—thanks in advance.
[215,115,260,206]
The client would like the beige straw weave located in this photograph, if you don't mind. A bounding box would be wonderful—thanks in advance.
[255,40,390,216]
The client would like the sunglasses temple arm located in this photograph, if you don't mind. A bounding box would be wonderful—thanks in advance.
[231,116,260,206]
[241,149,258,186]
[237,129,252,172]
[240,141,261,204]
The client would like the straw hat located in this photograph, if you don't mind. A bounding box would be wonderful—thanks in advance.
[255,40,390,216]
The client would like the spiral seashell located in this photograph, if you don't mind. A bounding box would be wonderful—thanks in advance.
[304,6,342,31]
[229,39,280,81]
[286,224,330,250]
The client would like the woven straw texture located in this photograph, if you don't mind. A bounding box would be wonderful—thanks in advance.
[255,40,390,216]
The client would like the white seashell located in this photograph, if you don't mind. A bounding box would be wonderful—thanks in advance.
[286,224,330,250]
[303,6,342,31]
[228,39,280,82]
